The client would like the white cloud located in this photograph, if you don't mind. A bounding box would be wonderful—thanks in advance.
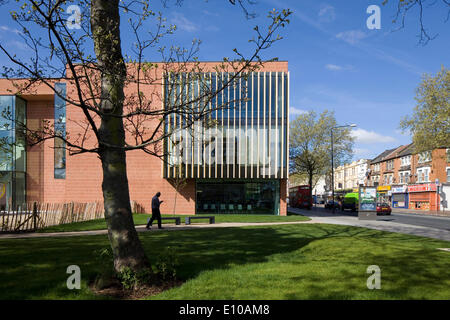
[325,64,343,71]
[354,147,370,154]
[170,12,198,32]
[336,30,367,45]
[202,10,219,17]
[7,40,28,50]
[318,5,336,23]
[289,107,308,116]
[352,128,397,144]
[0,26,21,34]
[325,64,355,72]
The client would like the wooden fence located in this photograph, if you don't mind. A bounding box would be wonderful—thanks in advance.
[0,200,146,233]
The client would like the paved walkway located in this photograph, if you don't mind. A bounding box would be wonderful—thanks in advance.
[289,207,450,242]
[0,220,317,239]
[1,211,449,242]
[392,208,450,217]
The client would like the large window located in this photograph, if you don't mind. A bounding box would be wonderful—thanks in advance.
[54,83,66,179]
[383,173,393,185]
[418,151,432,164]
[399,171,410,184]
[0,95,27,209]
[401,155,411,166]
[386,160,394,170]
[417,167,430,183]
[164,72,288,179]
[196,180,280,215]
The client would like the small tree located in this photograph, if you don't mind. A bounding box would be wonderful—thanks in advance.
[0,0,291,273]
[400,66,449,153]
[290,110,354,201]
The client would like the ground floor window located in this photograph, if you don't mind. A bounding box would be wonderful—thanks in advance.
[409,191,437,210]
[377,192,390,204]
[392,193,408,208]
[196,180,280,215]
[0,171,26,210]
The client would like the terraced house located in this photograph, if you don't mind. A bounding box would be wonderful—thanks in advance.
[367,144,450,211]
[0,61,290,215]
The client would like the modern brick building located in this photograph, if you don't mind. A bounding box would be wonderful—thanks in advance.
[0,61,289,215]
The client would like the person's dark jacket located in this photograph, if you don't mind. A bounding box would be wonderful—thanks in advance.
[152,195,161,210]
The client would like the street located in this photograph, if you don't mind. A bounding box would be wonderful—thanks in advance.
[291,205,450,232]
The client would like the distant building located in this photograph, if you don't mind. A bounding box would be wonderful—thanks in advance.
[367,144,450,211]
[334,159,370,192]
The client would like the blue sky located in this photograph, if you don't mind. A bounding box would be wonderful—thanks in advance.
[0,0,449,160]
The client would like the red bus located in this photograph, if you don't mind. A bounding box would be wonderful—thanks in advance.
[289,185,312,209]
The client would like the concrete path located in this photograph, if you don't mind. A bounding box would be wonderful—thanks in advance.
[393,208,450,217]
[1,211,449,242]
[0,220,317,240]
[289,207,450,242]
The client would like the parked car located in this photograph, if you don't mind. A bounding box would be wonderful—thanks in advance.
[376,203,392,215]
[325,200,341,210]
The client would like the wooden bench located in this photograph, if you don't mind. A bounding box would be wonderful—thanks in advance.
[185,216,215,225]
[147,217,181,225]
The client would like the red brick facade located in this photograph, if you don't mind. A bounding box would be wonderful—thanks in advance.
[0,61,288,215]
[367,144,450,211]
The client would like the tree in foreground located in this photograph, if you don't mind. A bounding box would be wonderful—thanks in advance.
[0,0,291,276]
[289,110,354,199]
[400,66,449,153]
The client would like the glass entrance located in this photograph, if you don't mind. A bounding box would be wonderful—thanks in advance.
[196,180,280,215]
[0,95,27,210]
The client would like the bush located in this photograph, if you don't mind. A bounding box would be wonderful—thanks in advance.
[92,247,116,290]
[117,267,137,290]
[154,246,179,281]
[93,246,179,290]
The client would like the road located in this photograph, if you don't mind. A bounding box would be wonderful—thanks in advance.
[299,205,450,231]
[288,205,450,241]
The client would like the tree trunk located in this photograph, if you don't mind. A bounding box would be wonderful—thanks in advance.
[91,0,149,272]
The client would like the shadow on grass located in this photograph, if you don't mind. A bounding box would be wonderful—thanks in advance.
[0,223,449,299]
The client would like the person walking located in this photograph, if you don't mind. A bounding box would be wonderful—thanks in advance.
[146,192,164,229]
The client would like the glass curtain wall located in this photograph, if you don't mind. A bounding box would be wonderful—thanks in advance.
[164,72,288,180]
[0,95,27,210]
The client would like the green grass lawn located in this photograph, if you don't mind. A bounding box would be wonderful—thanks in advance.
[1,224,449,299]
[38,213,310,233]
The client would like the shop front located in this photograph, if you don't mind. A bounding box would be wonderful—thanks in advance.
[391,185,408,208]
[376,185,391,204]
[407,183,438,211]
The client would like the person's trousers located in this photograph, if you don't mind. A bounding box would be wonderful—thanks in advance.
[147,208,162,229]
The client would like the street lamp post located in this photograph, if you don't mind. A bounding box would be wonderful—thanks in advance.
[331,124,356,213]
